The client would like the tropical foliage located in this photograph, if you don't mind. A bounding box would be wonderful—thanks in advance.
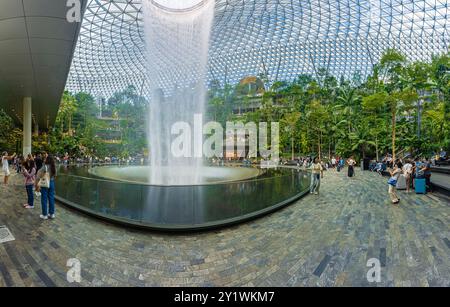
[0,49,448,161]
[208,49,449,161]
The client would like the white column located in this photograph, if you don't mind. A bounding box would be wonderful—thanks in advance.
[23,97,32,156]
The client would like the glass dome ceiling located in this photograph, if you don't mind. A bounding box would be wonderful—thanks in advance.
[66,0,449,99]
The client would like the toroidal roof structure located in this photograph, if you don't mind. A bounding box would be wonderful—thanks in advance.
[66,0,449,99]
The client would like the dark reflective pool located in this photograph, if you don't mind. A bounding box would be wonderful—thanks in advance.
[55,165,311,230]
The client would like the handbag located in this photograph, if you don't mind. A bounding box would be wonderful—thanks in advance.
[38,166,51,188]
[388,177,397,186]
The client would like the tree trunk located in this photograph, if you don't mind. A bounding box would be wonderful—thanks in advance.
[68,116,73,136]
[318,131,322,160]
[291,136,294,161]
[392,108,396,162]
[328,141,331,160]
[375,135,379,161]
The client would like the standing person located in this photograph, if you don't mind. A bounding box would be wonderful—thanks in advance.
[402,159,413,193]
[22,159,36,209]
[16,155,23,174]
[423,158,432,192]
[347,156,356,178]
[63,152,69,166]
[388,161,403,205]
[2,152,16,185]
[42,151,49,162]
[336,156,341,172]
[414,158,425,178]
[309,157,324,195]
[386,155,393,168]
[35,155,57,220]
[339,157,345,172]
[35,153,43,172]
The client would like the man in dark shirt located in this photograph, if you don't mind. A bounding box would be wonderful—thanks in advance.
[35,153,43,171]
[423,158,432,192]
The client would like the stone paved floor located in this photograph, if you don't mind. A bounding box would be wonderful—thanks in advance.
[0,169,449,287]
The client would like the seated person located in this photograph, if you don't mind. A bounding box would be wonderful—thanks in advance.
[439,149,447,161]
[375,162,384,175]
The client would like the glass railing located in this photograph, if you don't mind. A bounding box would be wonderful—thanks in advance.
[55,165,311,230]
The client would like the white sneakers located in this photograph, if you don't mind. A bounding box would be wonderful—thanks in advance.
[39,214,56,220]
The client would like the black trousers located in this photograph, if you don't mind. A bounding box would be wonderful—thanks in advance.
[348,165,354,177]
[425,174,432,192]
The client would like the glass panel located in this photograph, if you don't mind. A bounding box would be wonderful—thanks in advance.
[55,165,311,229]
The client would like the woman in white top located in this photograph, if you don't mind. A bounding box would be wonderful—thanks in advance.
[2,151,16,185]
[388,161,403,205]
[309,157,324,195]
[402,160,413,193]
[347,156,356,178]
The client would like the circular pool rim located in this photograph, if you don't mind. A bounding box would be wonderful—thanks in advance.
[55,166,311,232]
[87,165,263,187]
[150,0,210,13]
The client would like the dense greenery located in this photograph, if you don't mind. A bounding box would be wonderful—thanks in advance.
[0,109,21,152]
[0,49,448,161]
[208,49,449,161]
[46,85,148,158]
[0,85,148,158]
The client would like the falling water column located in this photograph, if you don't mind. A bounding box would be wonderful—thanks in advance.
[142,0,215,185]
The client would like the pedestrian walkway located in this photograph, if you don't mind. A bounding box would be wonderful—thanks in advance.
[0,170,448,287]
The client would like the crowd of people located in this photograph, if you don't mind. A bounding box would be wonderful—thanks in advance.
[385,157,433,205]
[2,151,57,220]
[1,147,442,216]
[284,153,436,205]
[282,155,358,195]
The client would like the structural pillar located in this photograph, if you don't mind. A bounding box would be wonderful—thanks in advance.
[23,97,32,156]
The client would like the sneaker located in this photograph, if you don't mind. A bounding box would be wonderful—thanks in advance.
[40,215,48,220]
[314,192,319,195]
[49,214,56,219]
[24,205,34,209]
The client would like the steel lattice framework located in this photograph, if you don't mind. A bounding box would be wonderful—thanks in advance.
[66,0,449,99]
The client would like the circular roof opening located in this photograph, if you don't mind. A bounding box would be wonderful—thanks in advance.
[151,0,207,12]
